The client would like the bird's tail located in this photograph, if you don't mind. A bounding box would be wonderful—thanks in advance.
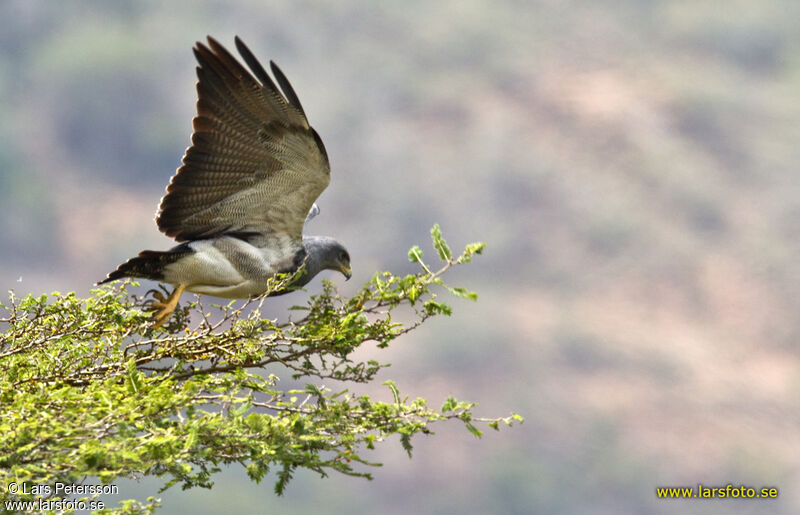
[96,245,193,285]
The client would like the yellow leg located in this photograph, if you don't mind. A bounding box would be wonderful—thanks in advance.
[146,284,186,329]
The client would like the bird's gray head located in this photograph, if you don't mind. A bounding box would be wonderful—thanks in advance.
[302,236,351,281]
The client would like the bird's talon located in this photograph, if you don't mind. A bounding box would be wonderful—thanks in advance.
[149,305,174,328]
[145,289,167,303]
[143,300,165,312]
[150,310,173,329]
[145,284,186,329]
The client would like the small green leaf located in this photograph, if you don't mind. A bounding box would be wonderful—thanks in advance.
[424,300,453,316]
[400,433,413,457]
[465,422,483,438]
[382,380,400,404]
[126,359,143,394]
[246,413,266,432]
[408,245,424,263]
[430,224,452,261]
[183,426,198,450]
[465,242,485,256]
[408,285,420,303]
[441,396,457,412]
[448,286,478,301]
[231,401,252,417]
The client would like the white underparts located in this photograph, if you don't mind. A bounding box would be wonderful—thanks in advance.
[161,236,298,298]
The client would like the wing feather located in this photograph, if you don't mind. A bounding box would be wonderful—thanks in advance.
[270,60,307,118]
[156,36,330,243]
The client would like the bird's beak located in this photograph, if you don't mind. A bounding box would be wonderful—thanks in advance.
[340,264,352,281]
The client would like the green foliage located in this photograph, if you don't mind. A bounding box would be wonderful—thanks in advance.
[0,228,520,513]
[430,224,452,261]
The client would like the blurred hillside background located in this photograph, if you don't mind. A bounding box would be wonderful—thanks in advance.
[2,1,799,513]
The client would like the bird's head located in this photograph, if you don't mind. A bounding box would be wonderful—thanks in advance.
[331,243,352,280]
[304,236,351,281]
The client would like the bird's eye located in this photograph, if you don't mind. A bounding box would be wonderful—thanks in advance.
[339,252,348,262]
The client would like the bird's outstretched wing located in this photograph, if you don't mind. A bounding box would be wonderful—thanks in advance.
[156,36,330,245]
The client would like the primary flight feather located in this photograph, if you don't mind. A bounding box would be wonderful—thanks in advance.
[98,36,351,327]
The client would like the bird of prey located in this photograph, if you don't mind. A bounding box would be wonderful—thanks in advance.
[98,36,351,328]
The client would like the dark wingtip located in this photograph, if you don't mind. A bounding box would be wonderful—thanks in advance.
[95,274,117,286]
[234,36,281,96]
[269,60,307,117]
